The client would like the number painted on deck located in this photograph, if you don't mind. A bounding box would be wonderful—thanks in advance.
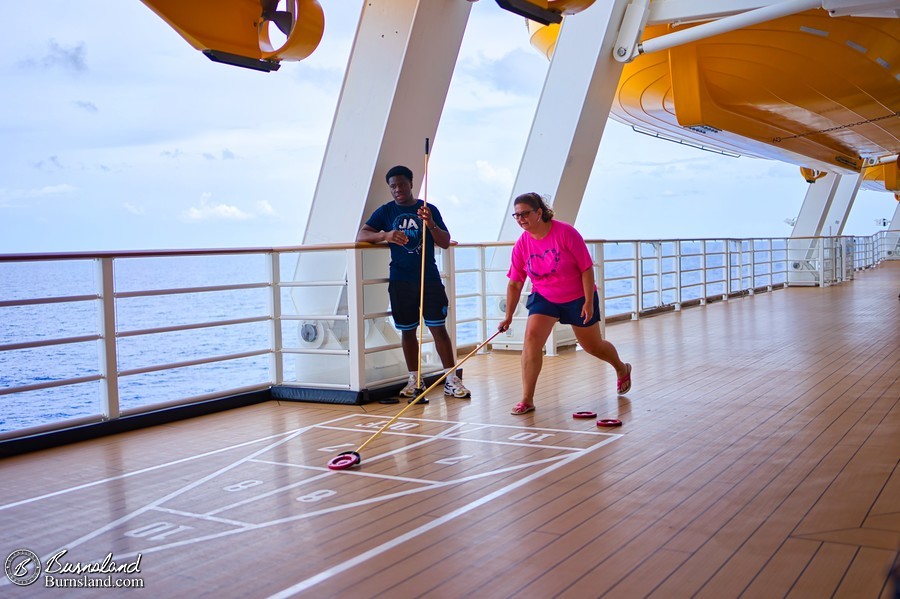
[319,443,355,452]
[508,432,555,443]
[356,421,419,431]
[296,490,336,503]
[223,480,263,492]
[124,522,194,541]
[435,455,472,465]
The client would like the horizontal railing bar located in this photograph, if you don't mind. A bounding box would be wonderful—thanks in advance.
[0,414,105,441]
[280,348,351,356]
[0,243,363,262]
[117,316,271,338]
[277,280,347,288]
[0,334,102,352]
[0,374,103,396]
[0,294,98,308]
[118,349,270,377]
[276,382,351,391]
[363,343,402,355]
[362,311,392,320]
[119,383,272,416]
[279,315,350,322]
[116,282,269,299]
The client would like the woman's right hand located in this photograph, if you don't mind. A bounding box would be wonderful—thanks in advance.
[498,317,512,332]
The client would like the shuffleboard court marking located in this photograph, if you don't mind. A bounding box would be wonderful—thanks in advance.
[266,431,616,598]
[0,416,359,512]
[0,412,622,590]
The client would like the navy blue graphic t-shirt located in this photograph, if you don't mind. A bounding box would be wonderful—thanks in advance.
[365,200,448,282]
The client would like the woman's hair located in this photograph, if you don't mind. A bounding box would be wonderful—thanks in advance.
[514,192,554,222]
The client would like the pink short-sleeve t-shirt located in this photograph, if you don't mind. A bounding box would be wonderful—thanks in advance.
[507,220,595,304]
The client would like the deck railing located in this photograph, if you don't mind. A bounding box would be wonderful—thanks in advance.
[0,231,895,440]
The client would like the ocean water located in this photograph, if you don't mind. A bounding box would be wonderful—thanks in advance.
[0,255,274,433]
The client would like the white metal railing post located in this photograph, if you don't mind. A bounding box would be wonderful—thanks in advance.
[347,248,365,391]
[726,240,733,296]
[818,238,826,287]
[655,242,662,309]
[674,240,682,310]
[701,241,708,299]
[597,241,606,338]
[97,257,120,420]
[633,241,642,319]
[268,252,283,385]
[443,246,458,355]
[749,239,757,294]
[479,246,487,348]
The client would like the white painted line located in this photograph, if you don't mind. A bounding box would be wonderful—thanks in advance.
[313,424,435,440]
[251,458,440,486]
[107,478,465,560]
[0,414,359,512]
[203,470,336,516]
[153,506,253,527]
[266,437,613,598]
[38,426,313,563]
[0,413,622,583]
[434,435,600,451]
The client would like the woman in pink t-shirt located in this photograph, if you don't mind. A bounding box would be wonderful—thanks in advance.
[498,192,632,415]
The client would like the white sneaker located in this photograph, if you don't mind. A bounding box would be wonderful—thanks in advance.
[399,374,425,399]
[444,374,471,398]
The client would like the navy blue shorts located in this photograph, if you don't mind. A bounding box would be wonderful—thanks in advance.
[389,280,449,330]
[525,291,600,327]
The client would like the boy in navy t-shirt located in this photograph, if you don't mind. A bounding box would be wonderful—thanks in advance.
[357,165,471,402]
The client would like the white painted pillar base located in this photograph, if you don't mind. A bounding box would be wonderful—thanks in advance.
[789,172,840,286]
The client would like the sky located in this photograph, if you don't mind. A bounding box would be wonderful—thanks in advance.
[0,1,896,254]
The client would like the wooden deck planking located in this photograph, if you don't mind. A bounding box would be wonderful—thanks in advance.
[0,262,897,597]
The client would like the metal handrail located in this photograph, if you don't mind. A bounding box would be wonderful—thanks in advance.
[0,231,893,439]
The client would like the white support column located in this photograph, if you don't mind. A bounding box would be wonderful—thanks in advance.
[885,201,900,260]
[498,0,631,241]
[288,0,471,393]
[890,201,900,229]
[824,172,864,236]
[491,0,630,355]
[792,173,841,238]
[788,172,841,285]
[304,0,472,245]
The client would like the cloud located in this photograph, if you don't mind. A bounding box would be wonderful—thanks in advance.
[475,160,514,188]
[123,203,145,215]
[182,192,253,221]
[256,200,276,216]
[20,39,88,72]
[200,148,235,160]
[73,100,98,112]
[161,149,184,159]
[0,184,75,206]
[33,156,64,172]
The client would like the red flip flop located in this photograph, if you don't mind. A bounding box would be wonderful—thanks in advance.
[510,402,535,415]
[617,363,632,395]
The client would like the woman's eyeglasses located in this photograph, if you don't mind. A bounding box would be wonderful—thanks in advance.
[511,210,533,220]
